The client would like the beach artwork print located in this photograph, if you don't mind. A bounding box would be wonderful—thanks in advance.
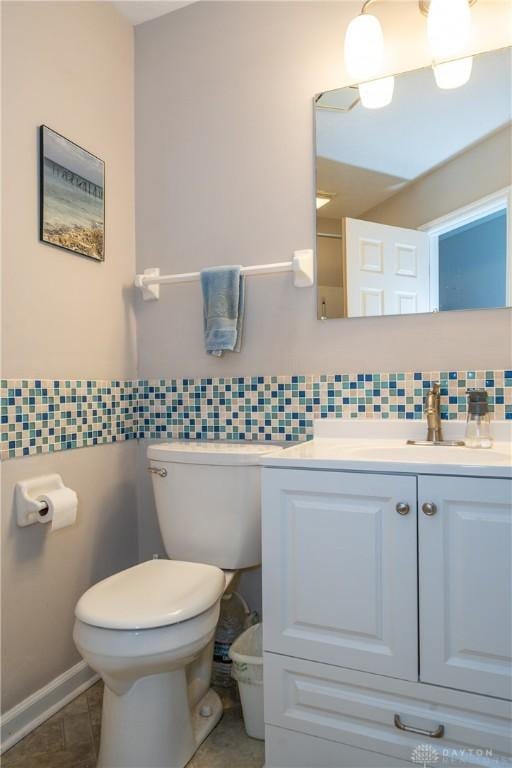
[40,126,105,261]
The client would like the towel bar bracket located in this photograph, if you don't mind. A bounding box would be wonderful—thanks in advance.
[135,267,160,301]
[134,250,314,301]
[292,249,315,288]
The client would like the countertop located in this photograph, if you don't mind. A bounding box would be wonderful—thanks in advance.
[261,420,512,478]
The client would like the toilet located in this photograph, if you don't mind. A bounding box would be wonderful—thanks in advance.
[73,441,277,768]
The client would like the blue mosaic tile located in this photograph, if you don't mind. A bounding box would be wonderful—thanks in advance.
[0,379,138,460]
[1,370,509,460]
[137,369,509,444]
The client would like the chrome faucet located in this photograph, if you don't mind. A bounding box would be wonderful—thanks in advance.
[425,382,443,442]
[407,381,464,447]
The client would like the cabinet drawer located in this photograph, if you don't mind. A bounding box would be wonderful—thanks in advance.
[264,652,512,767]
[265,725,411,768]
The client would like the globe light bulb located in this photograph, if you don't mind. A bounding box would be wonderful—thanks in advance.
[359,76,395,109]
[433,56,473,89]
[344,13,385,81]
[427,0,471,60]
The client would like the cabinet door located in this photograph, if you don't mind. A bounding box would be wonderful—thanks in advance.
[419,475,512,699]
[262,468,418,680]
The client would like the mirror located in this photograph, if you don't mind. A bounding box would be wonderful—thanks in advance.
[315,47,511,320]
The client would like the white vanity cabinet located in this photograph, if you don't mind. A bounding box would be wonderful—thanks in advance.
[262,466,512,768]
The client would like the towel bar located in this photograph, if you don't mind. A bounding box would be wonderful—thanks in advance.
[134,249,314,301]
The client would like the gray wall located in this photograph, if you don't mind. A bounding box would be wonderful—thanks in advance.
[134,1,512,380]
[2,1,137,380]
[1,1,138,713]
[1,444,138,711]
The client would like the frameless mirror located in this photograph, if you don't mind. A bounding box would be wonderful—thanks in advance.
[315,47,511,319]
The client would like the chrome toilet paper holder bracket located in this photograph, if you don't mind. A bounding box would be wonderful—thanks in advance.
[15,474,64,527]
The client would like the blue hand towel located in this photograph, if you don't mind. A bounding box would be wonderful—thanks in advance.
[200,266,245,357]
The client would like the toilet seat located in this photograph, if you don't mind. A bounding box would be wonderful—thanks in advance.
[75,559,225,631]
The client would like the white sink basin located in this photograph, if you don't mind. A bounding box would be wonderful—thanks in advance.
[348,445,511,465]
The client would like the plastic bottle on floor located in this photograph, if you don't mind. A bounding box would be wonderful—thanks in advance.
[212,592,256,688]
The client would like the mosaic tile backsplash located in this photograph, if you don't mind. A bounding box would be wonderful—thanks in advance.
[1,380,138,460]
[2,371,511,459]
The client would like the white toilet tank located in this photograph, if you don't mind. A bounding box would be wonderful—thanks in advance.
[147,442,281,569]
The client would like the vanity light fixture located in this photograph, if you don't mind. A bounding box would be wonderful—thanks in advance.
[344,6,386,82]
[344,0,395,109]
[432,56,473,89]
[344,0,476,107]
[426,0,471,60]
[426,0,473,89]
[358,75,395,109]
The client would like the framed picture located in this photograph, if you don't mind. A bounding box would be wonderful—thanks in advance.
[39,125,105,261]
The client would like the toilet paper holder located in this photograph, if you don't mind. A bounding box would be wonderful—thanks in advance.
[15,474,66,527]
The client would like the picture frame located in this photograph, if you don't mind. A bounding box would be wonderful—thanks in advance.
[39,125,105,261]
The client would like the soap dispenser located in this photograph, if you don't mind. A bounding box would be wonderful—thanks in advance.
[465,389,493,449]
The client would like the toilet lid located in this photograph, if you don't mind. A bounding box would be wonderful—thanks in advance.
[75,560,225,630]
[147,441,282,466]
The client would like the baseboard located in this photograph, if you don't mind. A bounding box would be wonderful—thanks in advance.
[1,660,99,754]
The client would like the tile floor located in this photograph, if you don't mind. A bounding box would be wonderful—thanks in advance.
[2,681,265,768]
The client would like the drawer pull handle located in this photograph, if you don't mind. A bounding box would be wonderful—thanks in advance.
[147,466,168,478]
[396,502,410,515]
[422,502,437,516]
[394,714,444,739]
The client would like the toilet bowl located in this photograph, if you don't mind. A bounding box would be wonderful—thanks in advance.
[74,441,279,768]
[74,559,225,768]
